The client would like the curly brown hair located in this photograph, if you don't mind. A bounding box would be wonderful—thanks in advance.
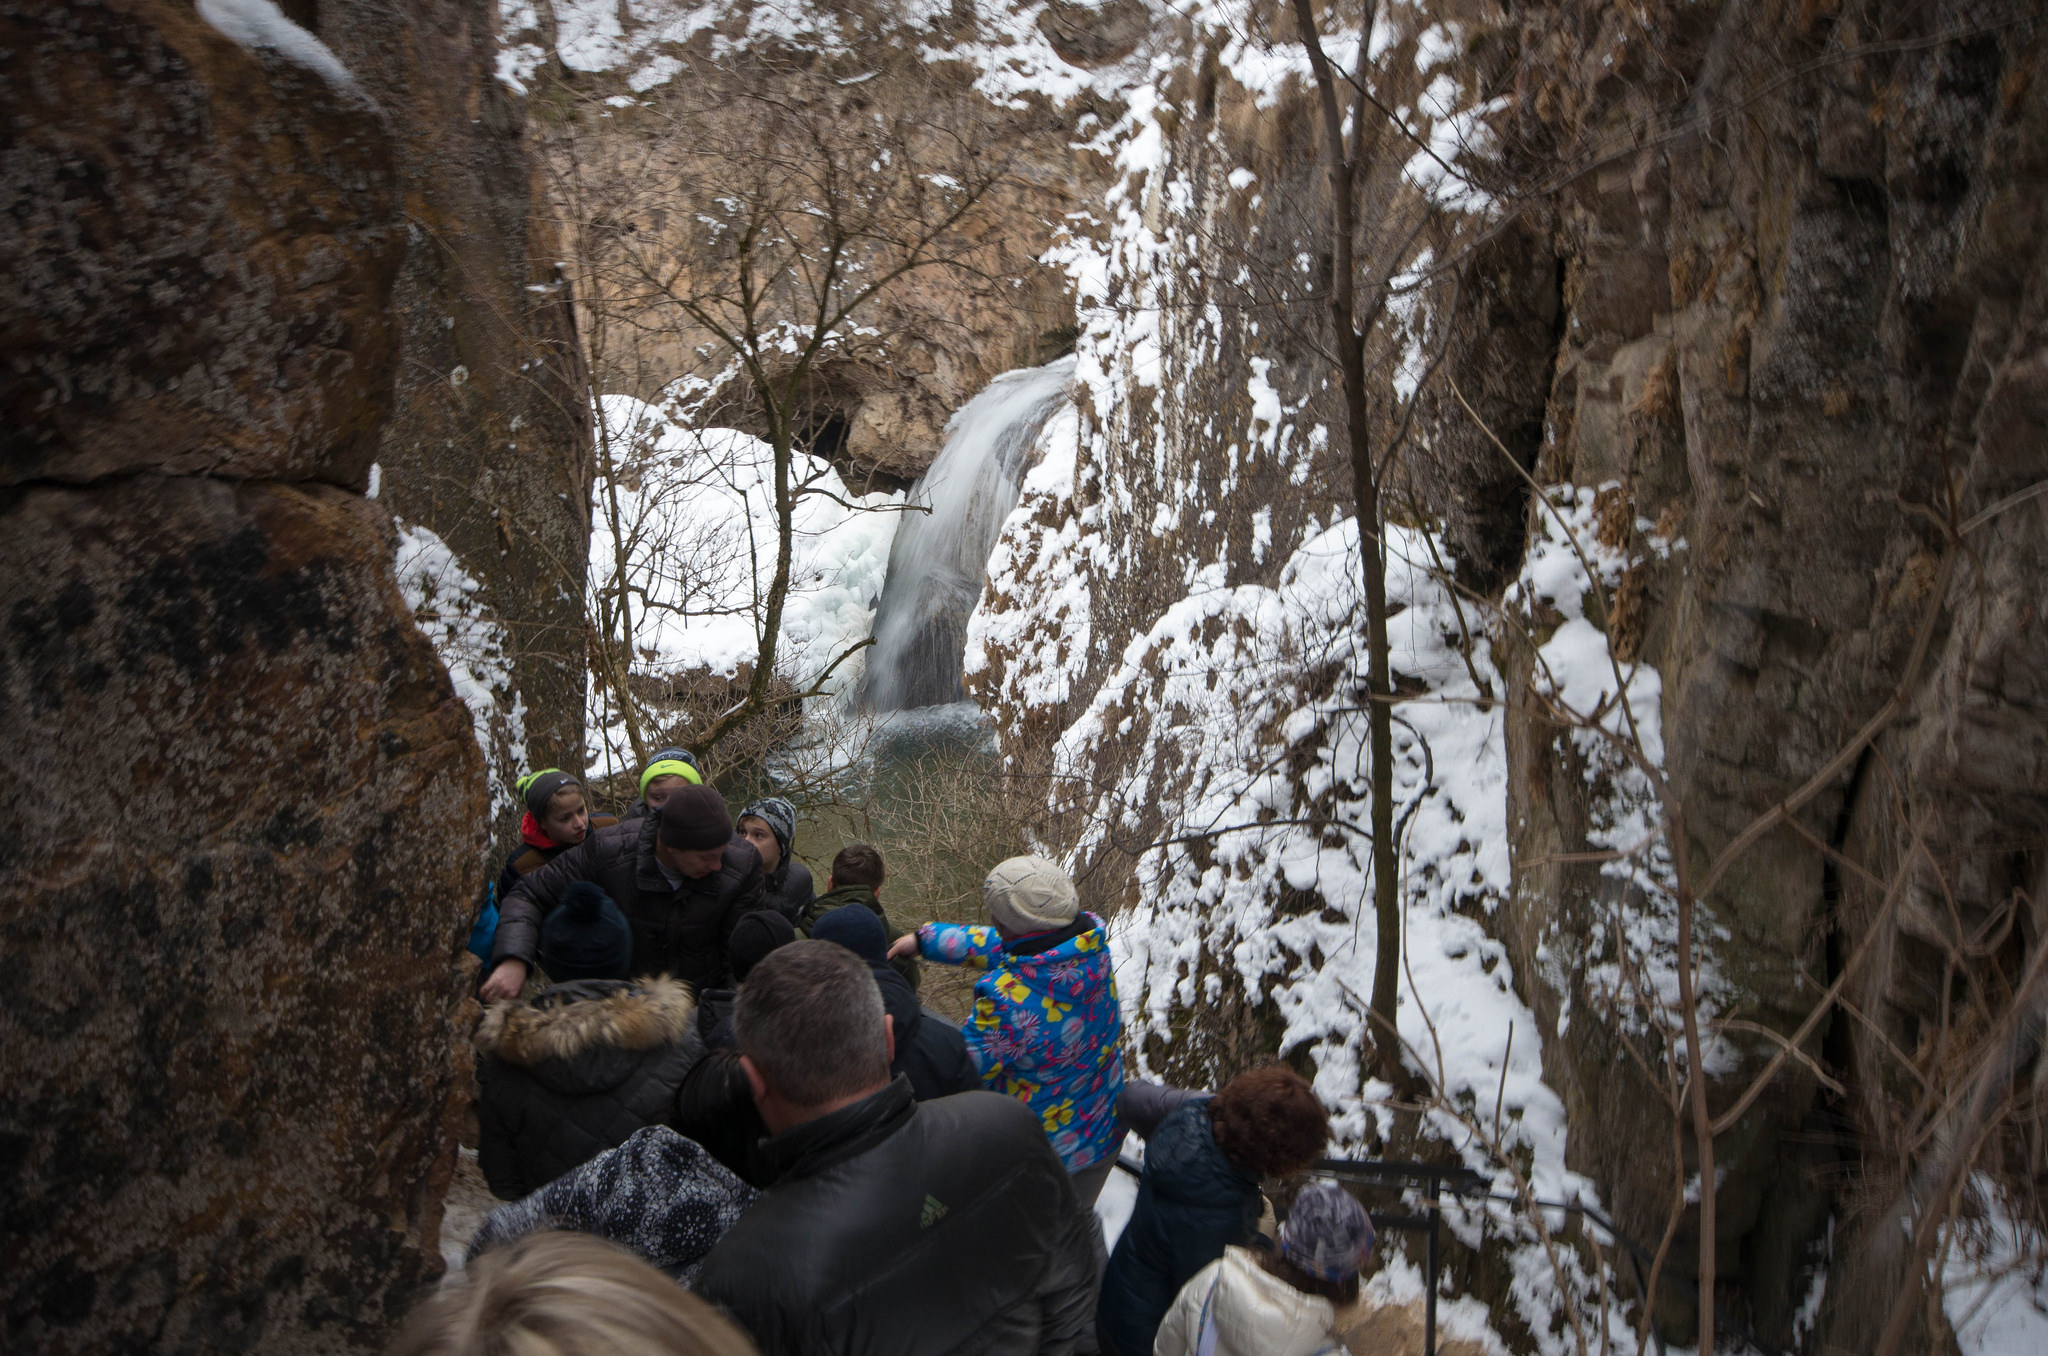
[1207,1064,1329,1179]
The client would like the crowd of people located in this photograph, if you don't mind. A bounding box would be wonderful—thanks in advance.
[401,756,1381,1355]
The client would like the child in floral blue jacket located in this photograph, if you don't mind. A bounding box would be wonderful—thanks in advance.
[889,855,1126,1189]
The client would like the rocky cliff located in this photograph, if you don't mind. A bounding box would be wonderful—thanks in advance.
[1487,1,2047,1346]
[504,0,1151,488]
[973,0,2046,1348]
[1,3,488,1350]
[319,0,593,826]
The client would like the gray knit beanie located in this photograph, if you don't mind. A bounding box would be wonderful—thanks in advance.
[1277,1183,1375,1282]
[739,797,797,860]
[982,855,1078,935]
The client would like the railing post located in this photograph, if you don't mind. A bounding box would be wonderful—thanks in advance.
[1425,1176,1440,1356]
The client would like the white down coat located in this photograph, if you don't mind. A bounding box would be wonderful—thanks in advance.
[1152,1246,1350,1356]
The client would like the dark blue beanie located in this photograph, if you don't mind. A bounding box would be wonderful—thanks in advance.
[810,903,887,963]
[539,881,633,982]
[727,909,795,982]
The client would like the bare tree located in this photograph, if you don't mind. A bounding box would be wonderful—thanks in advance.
[543,41,1015,769]
[1283,0,1455,1080]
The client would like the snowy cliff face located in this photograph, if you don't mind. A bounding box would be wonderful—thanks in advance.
[498,0,1155,487]
[974,0,2048,1349]
[1,3,490,1351]
[971,6,1633,1349]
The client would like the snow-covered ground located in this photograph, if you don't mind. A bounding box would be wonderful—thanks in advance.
[583,396,903,776]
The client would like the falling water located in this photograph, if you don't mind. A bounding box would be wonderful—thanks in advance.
[860,357,1075,711]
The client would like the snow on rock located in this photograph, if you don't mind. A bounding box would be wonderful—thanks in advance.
[1943,1177,2048,1352]
[497,0,723,93]
[584,395,902,770]
[1506,485,1734,1076]
[198,0,365,99]
[394,519,528,822]
[494,0,1155,102]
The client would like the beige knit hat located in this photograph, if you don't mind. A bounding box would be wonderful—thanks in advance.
[982,855,1079,936]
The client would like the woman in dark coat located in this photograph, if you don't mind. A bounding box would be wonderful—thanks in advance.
[737,796,814,922]
[474,975,704,1200]
[1096,1065,1330,1356]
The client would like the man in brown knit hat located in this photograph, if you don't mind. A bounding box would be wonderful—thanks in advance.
[482,782,766,1000]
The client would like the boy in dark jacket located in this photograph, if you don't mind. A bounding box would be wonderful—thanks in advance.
[810,903,980,1102]
[737,796,815,922]
[481,784,764,1002]
[474,976,704,1200]
[1095,1066,1330,1356]
[799,842,917,989]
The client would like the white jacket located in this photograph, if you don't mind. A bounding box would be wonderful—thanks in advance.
[1153,1246,1350,1356]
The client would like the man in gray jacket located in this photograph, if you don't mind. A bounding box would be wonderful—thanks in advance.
[692,941,1099,1354]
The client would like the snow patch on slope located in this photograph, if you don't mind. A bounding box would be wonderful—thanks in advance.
[393,520,528,822]
[584,396,902,769]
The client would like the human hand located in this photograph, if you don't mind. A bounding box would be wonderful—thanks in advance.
[887,932,918,960]
[479,959,528,1002]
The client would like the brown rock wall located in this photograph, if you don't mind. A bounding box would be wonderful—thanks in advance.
[0,481,483,1354]
[0,2,487,1350]
[1477,0,2047,1343]
[318,0,593,797]
[0,0,398,488]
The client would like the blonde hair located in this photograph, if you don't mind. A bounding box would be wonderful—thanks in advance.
[387,1232,756,1356]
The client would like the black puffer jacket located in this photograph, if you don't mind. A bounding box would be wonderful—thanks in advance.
[762,857,815,923]
[493,815,764,990]
[692,1080,1098,1355]
[475,978,704,1200]
[490,815,620,904]
[873,963,981,1102]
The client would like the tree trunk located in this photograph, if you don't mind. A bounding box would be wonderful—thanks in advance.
[1292,0,1403,1081]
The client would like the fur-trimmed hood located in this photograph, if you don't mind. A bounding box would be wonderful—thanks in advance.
[477,977,697,1068]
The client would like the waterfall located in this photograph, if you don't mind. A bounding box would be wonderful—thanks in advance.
[861,357,1075,711]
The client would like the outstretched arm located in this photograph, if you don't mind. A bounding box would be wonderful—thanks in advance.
[483,839,597,999]
[1119,1082,1210,1141]
[911,920,1007,970]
